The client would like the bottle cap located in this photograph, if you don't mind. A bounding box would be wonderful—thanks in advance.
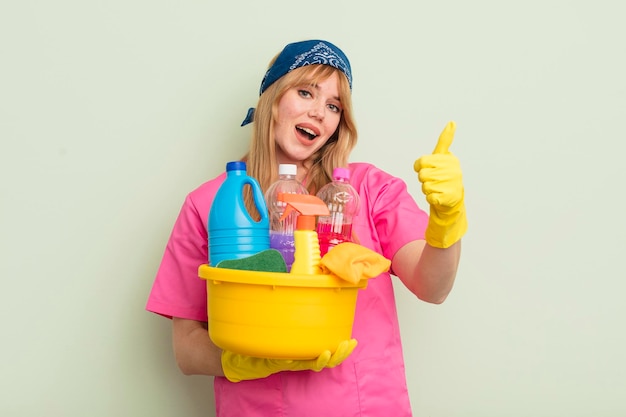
[227,161,246,171]
[333,167,350,180]
[278,164,298,176]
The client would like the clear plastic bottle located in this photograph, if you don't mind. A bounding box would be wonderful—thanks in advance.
[264,164,308,271]
[316,167,360,256]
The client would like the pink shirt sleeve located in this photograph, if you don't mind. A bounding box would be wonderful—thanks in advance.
[349,163,428,262]
[145,175,224,321]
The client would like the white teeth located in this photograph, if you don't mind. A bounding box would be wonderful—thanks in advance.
[298,126,317,137]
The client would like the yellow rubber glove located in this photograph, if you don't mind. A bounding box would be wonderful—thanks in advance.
[222,339,358,382]
[413,121,467,248]
[326,339,358,367]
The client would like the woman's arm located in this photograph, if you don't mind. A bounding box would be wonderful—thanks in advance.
[172,317,224,376]
[394,121,465,303]
[172,317,358,381]
[392,239,461,304]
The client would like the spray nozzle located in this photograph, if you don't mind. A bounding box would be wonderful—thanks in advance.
[278,193,329,231]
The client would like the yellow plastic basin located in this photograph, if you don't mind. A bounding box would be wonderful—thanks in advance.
[198,264,368,359]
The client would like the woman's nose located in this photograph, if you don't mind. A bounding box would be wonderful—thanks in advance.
[308,101,325,120]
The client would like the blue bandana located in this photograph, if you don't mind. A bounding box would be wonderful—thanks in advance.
[241,40,352,126]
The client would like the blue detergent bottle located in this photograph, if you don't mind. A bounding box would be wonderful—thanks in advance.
[208,161,270,266]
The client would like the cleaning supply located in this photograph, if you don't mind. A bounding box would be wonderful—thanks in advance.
[413,121,467,248]
[278,193,329,275]
[199,263,367,359]
[316,167,361,256]
[265,164,309,271]
[208,161,270,266]
[215,249,287,273]
[319,242,391,284]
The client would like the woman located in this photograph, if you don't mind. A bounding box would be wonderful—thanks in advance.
[146,39,467,416]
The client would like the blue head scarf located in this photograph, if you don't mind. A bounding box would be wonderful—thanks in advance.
[241,40,352,126]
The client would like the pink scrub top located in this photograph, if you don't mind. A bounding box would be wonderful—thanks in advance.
[146,162,429,417]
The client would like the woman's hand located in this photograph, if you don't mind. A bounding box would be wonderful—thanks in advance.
[413,121,467,248]
[222,339,358,383]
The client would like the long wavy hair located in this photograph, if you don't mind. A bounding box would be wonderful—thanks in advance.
[242,62,358,218]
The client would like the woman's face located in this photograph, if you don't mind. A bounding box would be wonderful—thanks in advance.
[273,72,342,169]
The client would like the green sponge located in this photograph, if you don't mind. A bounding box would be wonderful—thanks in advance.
[215,249,287,273]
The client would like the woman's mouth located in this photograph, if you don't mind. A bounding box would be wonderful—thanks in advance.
[296,126,318,141]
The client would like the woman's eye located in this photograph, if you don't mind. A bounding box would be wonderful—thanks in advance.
[328,104,341,113]
[298,89,312,98]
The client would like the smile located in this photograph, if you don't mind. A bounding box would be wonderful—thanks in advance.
[296,126,318,140]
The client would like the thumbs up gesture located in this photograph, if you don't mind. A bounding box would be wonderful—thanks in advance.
[413,122,467,248]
